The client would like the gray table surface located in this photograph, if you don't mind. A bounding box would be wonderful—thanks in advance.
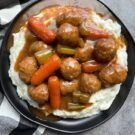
[83,0,135,135]
[1,0,135,135]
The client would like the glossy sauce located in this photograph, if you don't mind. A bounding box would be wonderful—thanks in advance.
[14,6,83,71]
[10,4,118,119]
[60,95,92,111]
[29,95,92,120]
[13,6,93,119]
[14,30,37,71]
[29,105,60,121]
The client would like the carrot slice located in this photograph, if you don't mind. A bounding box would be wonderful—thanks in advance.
[87,27,109,40]
[48,76,61,109]
[80,21,109,40]
[82,60,104,73]
[31,54,61,85]
[28,16,56,44]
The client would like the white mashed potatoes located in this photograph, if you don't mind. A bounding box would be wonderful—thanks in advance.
[9,11,127,118]
[9,28,38,108]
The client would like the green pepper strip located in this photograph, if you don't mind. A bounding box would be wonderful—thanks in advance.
[68,102,85,111]
[78,38,85,48]
[35,49,53,65]
[73,91,90,104]
[57,44,76,55]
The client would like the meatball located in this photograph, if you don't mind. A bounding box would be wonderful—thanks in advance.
[19,72,31,84]
[60,79,79,95]
[94,38,117,62]
[99,64,127,87]
[57,23,79,47]
[19,57,38,83]
[75,44,94,62]
[29,41,49,55]
[80,73,101,93]
[28,83,49,104]
[60,57,81,80]
[57,11,84,26]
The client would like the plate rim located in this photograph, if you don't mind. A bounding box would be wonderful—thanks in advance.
[0,0,135,133]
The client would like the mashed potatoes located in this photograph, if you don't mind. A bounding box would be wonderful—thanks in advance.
[9,28,38,108]
[9,11,127,118]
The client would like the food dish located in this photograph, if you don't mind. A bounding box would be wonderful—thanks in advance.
[9,6,127,119]
[0,1,135,133]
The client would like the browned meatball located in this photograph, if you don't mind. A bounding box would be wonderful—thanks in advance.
[57,11,84,26]
[99,64,127,87]
[75,44,94,62]
[19,57,38,83]
[29,41,49,55]
[57,23,79,47]
[60,79,79,95]
[60,57,81,80]
[28,83,49,104]
[80,73,101,94]
[94,38,117,62]
[19,72,31,84]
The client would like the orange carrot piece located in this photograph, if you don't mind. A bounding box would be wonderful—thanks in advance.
[82,60,104,73]
[85,23,109,40]
[31,54,61,85]
[48,76,61,109]
[28,16,56,44]
[88,27,109,40]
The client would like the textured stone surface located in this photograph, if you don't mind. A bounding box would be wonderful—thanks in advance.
[82,0,135,135]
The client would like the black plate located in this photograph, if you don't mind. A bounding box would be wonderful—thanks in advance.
[0,0,135,133]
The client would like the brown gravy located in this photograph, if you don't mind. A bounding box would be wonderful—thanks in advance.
[29,105,60,121]
[14,30,37,71]
[9,2,117,119]
[14,6,87,71]
[12,5,96,119]
[29,95,92,120]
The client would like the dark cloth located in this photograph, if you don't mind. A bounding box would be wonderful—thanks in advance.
[0,0,46,135]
